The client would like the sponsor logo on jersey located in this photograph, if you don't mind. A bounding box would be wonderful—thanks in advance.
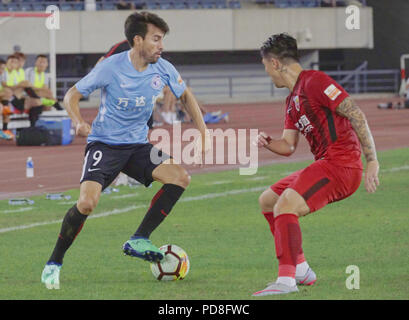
[295,115,314,136]
[293,95,300,111]
[324,84,342,101]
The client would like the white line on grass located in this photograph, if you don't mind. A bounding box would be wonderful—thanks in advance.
[206,180,232,185]
[57,201,77,205]
[111,193,139,199]
[0,186,267,234]
[1,207,34,214]
[247,176,270,181]
[381,165,409,173]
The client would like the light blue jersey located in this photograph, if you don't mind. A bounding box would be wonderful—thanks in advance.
[75,50,186,145]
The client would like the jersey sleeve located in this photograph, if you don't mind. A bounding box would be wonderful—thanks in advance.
[306,72,349,112]
[75,61,110,97]
[163,61,186,99]
[284,111,297,130]
[284,96,297,130]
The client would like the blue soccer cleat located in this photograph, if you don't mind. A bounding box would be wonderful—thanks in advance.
[122,237,164,262]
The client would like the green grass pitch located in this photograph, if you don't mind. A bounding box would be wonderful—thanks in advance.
[0,148,408,300]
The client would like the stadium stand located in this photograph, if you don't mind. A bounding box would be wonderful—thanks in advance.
[0,0,366,12]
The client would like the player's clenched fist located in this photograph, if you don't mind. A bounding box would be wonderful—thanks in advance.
[75,122,91,137]
[254,131,272,148]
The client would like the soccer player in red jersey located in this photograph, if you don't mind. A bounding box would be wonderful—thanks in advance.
[252,34,380,296]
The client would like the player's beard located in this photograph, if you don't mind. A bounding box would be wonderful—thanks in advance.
[143,49,160,64]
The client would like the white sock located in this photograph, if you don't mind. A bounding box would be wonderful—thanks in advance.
[276,276,296,287]
[295,261,310,277]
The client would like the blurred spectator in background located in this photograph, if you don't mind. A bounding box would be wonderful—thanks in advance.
[25,55,62,108]
[159,85,180,124]
[156,85,229,125]
[1,53,62,129]
[2,55,22,95]
[0,58,13,140]
[24,54,63,126]
[14,52,26,83]
[377,77,409,109]
[1,54,29,136]
[116,0,135,10]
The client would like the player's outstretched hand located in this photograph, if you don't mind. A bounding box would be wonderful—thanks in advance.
[365,160,380,193]
[76,122,91,137]
[254,131,272,148]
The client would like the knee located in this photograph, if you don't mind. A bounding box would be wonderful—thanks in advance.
[258,191,277,213]
[154,163,191,189]
[77,196,98,215]
[273,189,309,217]
[4,88,12,99]
[172,168,191,189]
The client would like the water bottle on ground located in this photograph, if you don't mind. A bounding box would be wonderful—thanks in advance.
[26,157,34,178]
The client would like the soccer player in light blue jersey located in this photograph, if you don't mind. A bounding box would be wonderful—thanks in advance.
[41,11,210,289]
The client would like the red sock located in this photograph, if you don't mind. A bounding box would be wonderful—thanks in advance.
[273,214,302,278]
[263,211,305,263]
[262,211,275,235]
[297,249,306,265]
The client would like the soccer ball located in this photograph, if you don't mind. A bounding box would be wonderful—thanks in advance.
[150,244,190,281]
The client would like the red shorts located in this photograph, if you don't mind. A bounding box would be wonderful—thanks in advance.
[270,160,363,213]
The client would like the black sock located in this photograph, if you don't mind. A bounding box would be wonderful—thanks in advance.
[48,205,88,265]
[133,184,185,239]
[53,101,63,110]
[3,123,7,131]
[24,87,40,99]
[29,106,43,127]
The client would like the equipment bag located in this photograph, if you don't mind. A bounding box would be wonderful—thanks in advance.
[16,126,62,146]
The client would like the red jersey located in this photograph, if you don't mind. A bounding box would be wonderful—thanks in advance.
[284,70,362,169]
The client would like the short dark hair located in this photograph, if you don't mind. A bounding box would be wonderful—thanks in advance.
[14,52,26,60]
[7,54,18,61]
[36,54,48,60]
[260,33,299,63]
[124,11,169,47]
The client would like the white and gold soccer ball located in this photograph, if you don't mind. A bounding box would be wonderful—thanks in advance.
[150,244,190,281]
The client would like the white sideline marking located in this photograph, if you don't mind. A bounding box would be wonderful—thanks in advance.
[1,207,34,214]
[0,186,267,234]
[111,193,139,200]
[57,201,77,205]
[279,170,297,176]
[206,180,231,185]
[381,165,409,173]
[247,176,270,181]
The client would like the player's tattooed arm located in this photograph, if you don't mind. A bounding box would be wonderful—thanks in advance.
[336,96,380,193]
[335,97,377,162]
